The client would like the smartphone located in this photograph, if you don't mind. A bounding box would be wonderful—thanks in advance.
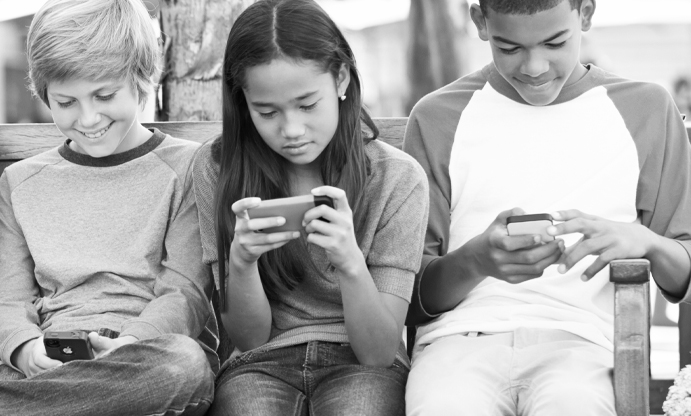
[44,330,94,362]
[247,195,334,233]
[506,213,555,242]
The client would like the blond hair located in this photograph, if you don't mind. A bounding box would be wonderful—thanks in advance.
[27,0,159,106]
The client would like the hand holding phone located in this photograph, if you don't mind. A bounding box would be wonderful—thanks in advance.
[44,330,94,362]
[506,213,555,243]
[247,195,334,233]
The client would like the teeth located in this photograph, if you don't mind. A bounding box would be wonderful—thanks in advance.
[81,124,111,139]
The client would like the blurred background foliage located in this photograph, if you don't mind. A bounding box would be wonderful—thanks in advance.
[0,0,690,122]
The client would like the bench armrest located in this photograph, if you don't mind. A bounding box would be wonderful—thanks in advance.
[611,258,651,416]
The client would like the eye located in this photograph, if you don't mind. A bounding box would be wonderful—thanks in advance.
[301,102,318,111]
[546,41,567,49]
[96,93,116,102]
[258,111,277,119]
[498,47,520,55]
[56,100,75,108]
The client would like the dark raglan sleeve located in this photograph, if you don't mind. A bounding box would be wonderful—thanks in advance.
[607,80,691,303]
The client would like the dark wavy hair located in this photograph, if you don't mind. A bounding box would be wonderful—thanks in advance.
[213,0,378,307]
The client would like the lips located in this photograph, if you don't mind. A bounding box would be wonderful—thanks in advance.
[283,142,310,155]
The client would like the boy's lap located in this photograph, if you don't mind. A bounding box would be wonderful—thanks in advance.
[406,329,614,415]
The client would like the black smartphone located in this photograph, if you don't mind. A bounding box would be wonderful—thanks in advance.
[247,195,334,233]
[44,330,95,362]
[506,213,555,242]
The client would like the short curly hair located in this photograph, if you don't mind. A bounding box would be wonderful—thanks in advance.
[479,0,583,16]
[27,0,159,106]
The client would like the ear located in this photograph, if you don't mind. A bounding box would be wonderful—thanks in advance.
[580,0,596,32]
[336,63,351,97]
[469,4,489,41]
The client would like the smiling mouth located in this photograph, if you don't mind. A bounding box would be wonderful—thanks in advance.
[517,79,553,90]
[78,122,113,139]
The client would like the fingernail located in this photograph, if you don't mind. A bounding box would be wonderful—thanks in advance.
[581,274,588,282]
[533,235,541,244]
[547,226,557,235]
[558,264,567,274]
[277,217,285,225]
[293,232,300,238]
[301,220,306,227]
[550,212,561,220]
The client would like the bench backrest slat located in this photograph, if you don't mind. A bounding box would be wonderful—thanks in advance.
[0,118,408,165]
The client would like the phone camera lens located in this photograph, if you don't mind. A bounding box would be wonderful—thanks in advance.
[46,340,60,348]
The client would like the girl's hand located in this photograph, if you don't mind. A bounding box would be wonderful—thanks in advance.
[546,209,656,281]
[229,197,300,269]
[303,187,362,276]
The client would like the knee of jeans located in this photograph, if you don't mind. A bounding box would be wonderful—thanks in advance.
[157,335,214,391]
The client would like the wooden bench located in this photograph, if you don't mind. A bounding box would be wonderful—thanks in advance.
[1,119,688,415]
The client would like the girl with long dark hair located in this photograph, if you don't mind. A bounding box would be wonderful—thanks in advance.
[193,1,429,414]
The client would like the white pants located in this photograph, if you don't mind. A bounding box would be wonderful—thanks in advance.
[405,328,615,416]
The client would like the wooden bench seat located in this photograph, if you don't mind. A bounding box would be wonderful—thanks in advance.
[2,119,688,415]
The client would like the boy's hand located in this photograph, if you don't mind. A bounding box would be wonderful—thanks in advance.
[304,186,363,277]
[466,208,564,284]
[547,209,655,281]
[88,333,138,359]
[12,337,62,377]
[229,197,300,269]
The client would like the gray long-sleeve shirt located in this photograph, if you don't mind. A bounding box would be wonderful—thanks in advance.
[0,129,214,371]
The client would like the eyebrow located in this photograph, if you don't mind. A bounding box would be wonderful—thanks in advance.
[492,29,570,46]
[250,90,318,107]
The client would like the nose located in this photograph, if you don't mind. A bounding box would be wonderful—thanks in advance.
[78,102,102,128]
[520,50,549,78]
[281,112,306,140]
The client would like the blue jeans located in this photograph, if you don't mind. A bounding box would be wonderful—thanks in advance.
[208,341,409,416]
[0,334,214,416]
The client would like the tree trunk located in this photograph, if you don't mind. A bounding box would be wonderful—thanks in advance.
[406,0,468,113]
[159,0,257,121]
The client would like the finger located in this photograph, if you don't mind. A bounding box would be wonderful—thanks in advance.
[88,333,111,353]
[245,216,286,232]
[494,234,542,252]
[550,209,600,222]
[33,351,62,370]
[546,217,599,237]
[305,218,340,236]
[581,255,612,281]
[302,204,340,225]
[311,186,349,212]
[231,197,262,217]
[560,238,609,273]
[240,230,300,246]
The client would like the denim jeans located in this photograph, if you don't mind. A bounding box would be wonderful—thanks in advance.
[208,341,409,416]
[0,334,214,416]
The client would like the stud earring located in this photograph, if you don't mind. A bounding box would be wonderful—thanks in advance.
[339,95,346,101]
